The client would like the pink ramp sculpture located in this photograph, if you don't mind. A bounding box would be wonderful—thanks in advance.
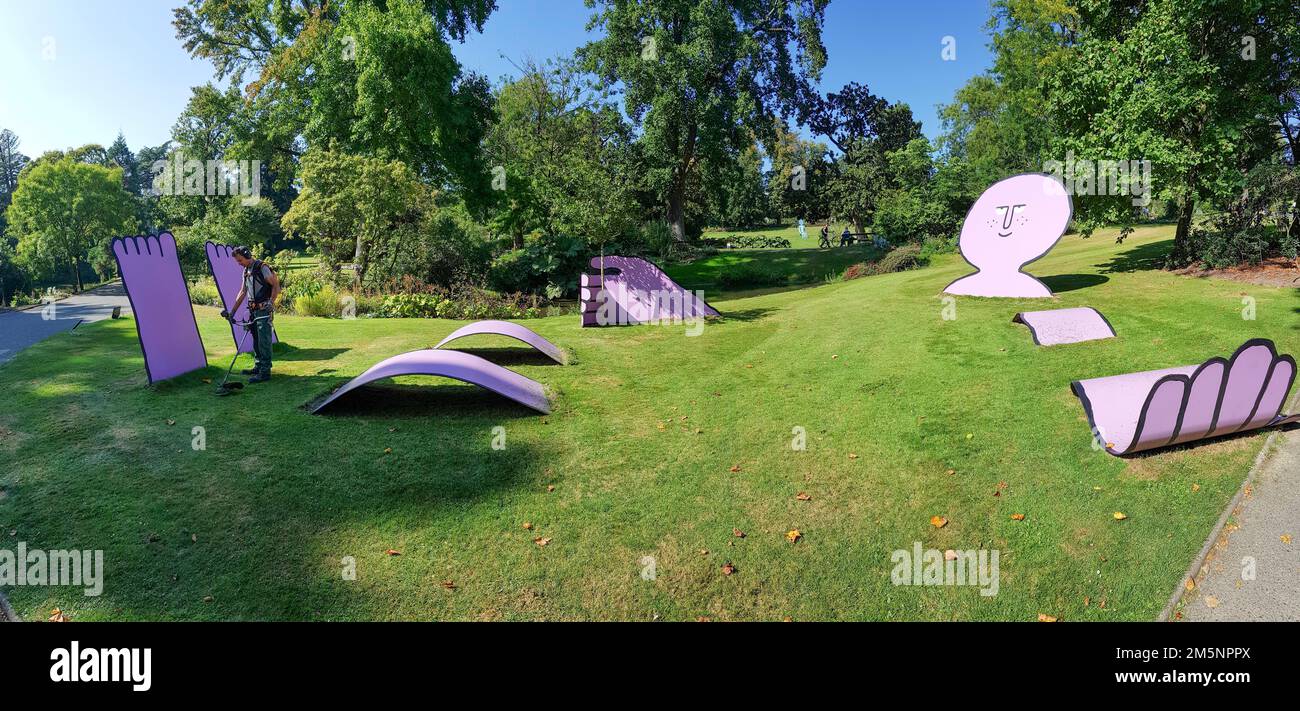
[204,241,278,352]
[1013,307,1116,346]
[433,320,566,364]
[944,173,1072,298]
[580,256,720,327]
[112,233,207,383]
[311,349,551,415]
[1072,339,1299,456]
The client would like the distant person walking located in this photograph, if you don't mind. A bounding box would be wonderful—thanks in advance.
[818,224,831,249]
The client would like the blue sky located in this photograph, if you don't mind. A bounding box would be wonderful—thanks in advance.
[0,0,994,157]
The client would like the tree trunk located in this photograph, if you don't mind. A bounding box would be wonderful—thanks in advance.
[668,187,686,243]
[853,217,863,235]
[73,257,83,293]
[1171,196,1196,268]
[353,234,367,287]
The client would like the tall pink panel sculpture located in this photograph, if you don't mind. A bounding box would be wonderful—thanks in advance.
[1072,339,1299,456]
[112,233,207,383]
[944,173,1072,298]
[205,241,278,352]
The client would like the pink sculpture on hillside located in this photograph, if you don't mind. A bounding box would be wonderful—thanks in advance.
[1072,339,1299,456]
[944,173,1072,298]
[205,241,278,352]
[1013,307,1116,346]
[112,233,207,383]
[580,256,719,327]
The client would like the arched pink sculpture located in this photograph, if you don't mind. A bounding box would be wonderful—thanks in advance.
[311,349,551,415]
[433,320,566,364]
[1072,339,1299,456]
[205,241,278,352]
[580,255,719,327]
[944,173,1072,298]
[112,233,207,383]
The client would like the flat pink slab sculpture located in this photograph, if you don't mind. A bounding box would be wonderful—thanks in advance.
[205,241,278,352]
[1013,307,1115,346]
[580,256,719,327]
[112,233,207,383]
[433,320,566,364]
[945,173,1072,298]
[311,349,551,415]
[1072,339,1299,456]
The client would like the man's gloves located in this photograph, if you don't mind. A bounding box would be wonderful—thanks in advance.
[220,310,231,321]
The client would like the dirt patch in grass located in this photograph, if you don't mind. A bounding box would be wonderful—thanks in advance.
[1177,256,1300,288]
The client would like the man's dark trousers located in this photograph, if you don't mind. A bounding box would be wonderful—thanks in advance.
[249,306,274,376]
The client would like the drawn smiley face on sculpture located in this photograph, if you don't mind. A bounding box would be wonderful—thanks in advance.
[945,173,1073,298]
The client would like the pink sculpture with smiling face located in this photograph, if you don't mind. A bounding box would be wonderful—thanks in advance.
[944,173,1072,298]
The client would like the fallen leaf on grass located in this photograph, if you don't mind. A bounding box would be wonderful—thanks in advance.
[383,447,393,455]
[1185,578,1195,591]
[795,492,812,501]
[732,528,746,538]
[1010,513,1026,521]
[384,549,402,556]
[546,485,555,492]
[848,453,858,460]
[1112,512,1128,521]
[441,581,456,590]
[729,465,742,473]
[202,596,214,603]
[533,537,551,547]
[930,515,948,528]
[945,469,955,476]
[785,529,802,543]
[1281,534,1293,545]
[1191,483,1201,493]
[721,562,736,576]
[166,419,176,426]
[1037,613,1058,622]
[522,522,533,530]
[49,608,68,622]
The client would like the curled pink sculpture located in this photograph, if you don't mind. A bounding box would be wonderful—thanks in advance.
[434,320,566,364]
[205,241,278,352]
[580,256,719,327]
[944,173,1072,298]
[311,349,551,415]
[1013,307,1115,346]
[112,233,207,383]
[1072,339,1299,456]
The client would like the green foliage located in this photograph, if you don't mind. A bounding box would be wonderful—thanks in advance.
[7,157,137,291]
[702,234,792,249]
[488,233,587,296]
[580,0,829,240]
[188,276,221,307]
[841,244,928,281]
[294,284,343,318]
[715,261,791,289]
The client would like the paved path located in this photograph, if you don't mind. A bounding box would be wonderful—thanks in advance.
[1180,426,1300,621]
[0,283,132,365]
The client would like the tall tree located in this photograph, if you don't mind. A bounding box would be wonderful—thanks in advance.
[0,129,29,215]
[1046,0,1294,265]
[579,0,829,241]
[808,85,922,232]
[8,158,137,292]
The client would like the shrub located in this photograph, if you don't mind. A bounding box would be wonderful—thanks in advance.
[294,284,343,318]
[189,277,222,307]
[377,293,444,318]
[716,262,791,289]
[488,234,587,296]
[875,244,926,273]
[702,234,792,249]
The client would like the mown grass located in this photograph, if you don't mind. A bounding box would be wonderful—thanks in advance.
[2,224,1297,620]
[666,241,884,292]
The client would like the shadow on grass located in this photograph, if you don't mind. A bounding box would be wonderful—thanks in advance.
[1096,238,1171,274]
[273,344,350,362]
[305,380,546,420]
[1040,273,1109,293]
[439,347,560,367]
[718,307,776,322]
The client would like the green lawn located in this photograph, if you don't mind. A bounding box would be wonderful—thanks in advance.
[665,242,884,292]
[703,220,858,249]
[2,224,1296,620]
